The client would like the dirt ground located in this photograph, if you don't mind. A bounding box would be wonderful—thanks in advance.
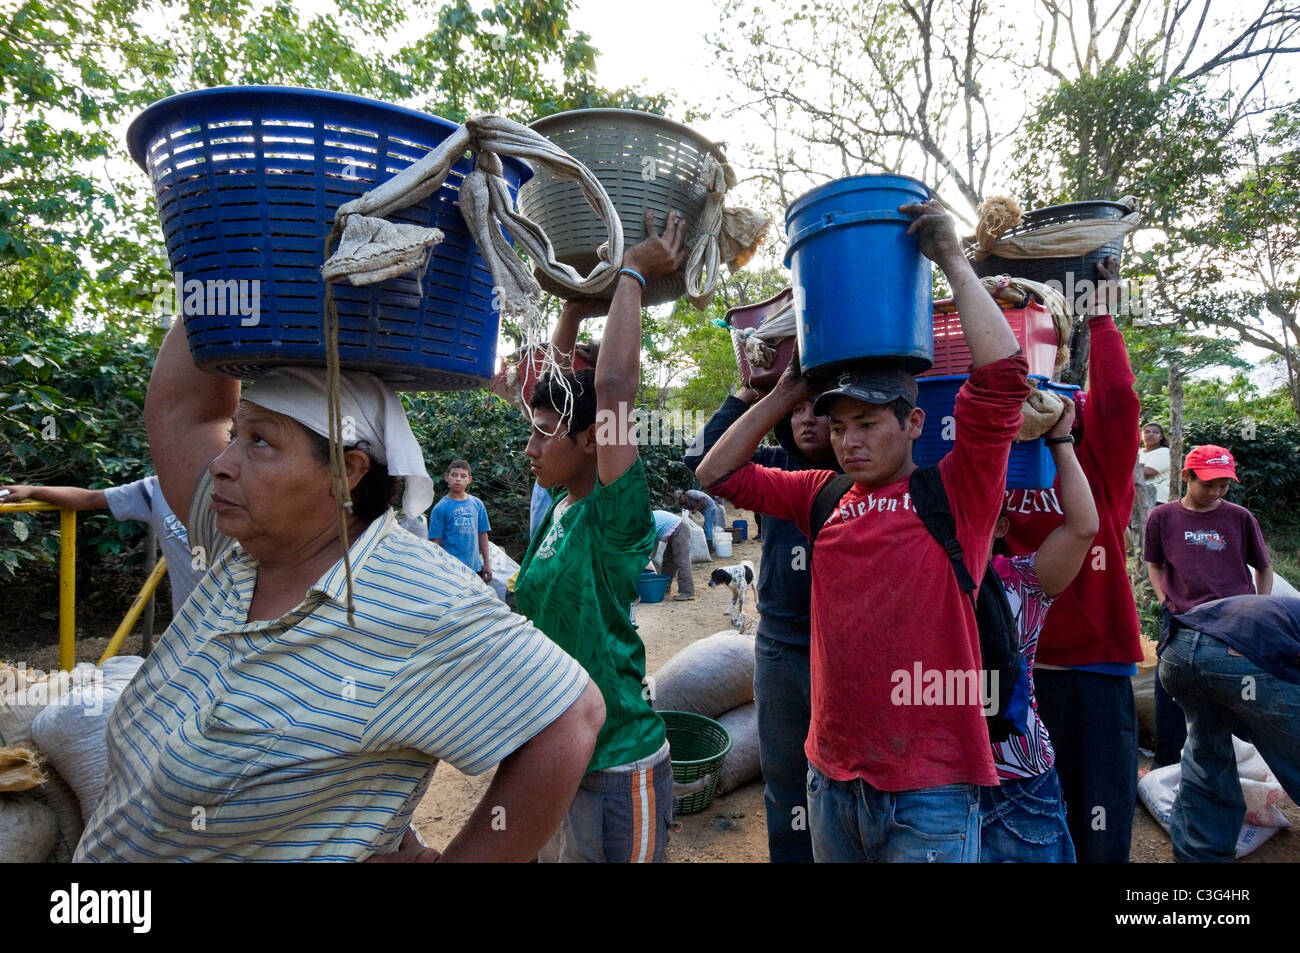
[410,510,1300,863]
[5,509,1296,863]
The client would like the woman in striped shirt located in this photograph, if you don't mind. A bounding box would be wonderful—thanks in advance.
[75,318,605,863]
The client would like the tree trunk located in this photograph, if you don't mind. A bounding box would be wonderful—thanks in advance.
[1061,319,1091,387]
[1168,364,1184,502]
[1130,457,1150,557]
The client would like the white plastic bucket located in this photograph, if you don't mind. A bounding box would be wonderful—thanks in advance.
[714,531,733,558]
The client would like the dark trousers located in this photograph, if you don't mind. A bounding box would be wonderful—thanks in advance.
[1033,668,1138,863]
[753,634,814,862]
[658,522,694,597]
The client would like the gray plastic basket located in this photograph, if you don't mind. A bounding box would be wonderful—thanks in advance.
[520,109,727,307]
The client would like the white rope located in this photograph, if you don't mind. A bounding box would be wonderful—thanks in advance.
[322,115,624,326]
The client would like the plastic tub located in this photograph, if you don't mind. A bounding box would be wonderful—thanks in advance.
[127,86,533,390]
[731,519,748,541]
[725,287,796,390]
[915,375,1059,489]
[636,571,672,604]
[714,531,733,558]
[784,175,933,375]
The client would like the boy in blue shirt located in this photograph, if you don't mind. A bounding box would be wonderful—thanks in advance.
[428,459,492,584]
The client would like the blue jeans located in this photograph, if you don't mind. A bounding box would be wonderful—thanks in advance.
[1154,606,1189,767]
[1033,668,1137,863]
[979,768,1076,863]
[1158,627,1300,863]
[806,764,980,863]
[753,635,813,863]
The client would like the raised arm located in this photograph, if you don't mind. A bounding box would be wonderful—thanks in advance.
[902,199,1019,368]
[595,209,685,487]
[1075,256,1141,500]
[1028,398,1100,597]
[0,485,108,511]
[696,362,811,489]
[551,298,607,372]
[144,320,240,527]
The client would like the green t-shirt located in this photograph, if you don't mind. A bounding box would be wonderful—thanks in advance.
[515,458,665,772]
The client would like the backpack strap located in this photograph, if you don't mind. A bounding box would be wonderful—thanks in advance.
[807,473,855,547]
[907,466,978,599]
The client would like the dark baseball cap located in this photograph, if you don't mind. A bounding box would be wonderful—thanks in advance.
[812,361,919,416]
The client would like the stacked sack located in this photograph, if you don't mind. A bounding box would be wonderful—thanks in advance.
[651,632,761,797]
[0,656,143,861]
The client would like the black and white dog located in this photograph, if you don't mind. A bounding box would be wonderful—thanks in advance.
[708,560,755,630]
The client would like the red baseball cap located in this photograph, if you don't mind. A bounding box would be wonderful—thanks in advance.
[1184,445,1238,481]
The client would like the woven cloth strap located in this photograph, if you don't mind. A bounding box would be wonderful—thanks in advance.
[322,115,624,323]
[685,157,771,310]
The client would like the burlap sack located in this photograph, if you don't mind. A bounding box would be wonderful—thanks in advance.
[651,632,755,719]
[0,795,59,863]
[714,702,761,795]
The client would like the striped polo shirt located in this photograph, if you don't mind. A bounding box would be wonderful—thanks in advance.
[75,474,588,862]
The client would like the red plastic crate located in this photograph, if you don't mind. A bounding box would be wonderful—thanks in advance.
[920,297,1059,378]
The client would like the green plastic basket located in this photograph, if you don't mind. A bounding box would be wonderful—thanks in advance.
[520,109,726,307]
[661,709,732,815]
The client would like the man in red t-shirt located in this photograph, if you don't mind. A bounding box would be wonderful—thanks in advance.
[696,198,1028,862]
[1001,256,1144,863]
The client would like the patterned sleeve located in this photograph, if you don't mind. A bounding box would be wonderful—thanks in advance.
[366,591,590,775]
[185,469,235,570]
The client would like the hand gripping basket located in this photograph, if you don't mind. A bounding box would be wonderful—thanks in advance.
[127,87,533,390]
[517,109,727,307]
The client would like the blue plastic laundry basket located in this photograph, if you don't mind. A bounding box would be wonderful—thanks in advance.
[127,87,533,390]
[915,375,1061,489]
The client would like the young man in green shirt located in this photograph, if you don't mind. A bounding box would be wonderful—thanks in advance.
[515,210,686,863]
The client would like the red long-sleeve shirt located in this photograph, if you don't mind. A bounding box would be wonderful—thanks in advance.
[1003,315,1144,667]
[713,355,1029,790]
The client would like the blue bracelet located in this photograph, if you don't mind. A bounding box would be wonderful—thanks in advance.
[618,267,646,288]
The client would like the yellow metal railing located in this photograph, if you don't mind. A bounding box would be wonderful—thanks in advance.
[2,500,76,670]
[1,501,167,670]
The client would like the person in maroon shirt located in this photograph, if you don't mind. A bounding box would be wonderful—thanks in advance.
[1001,256,1144,863]
[696,198,1028,862]
[1145,444,1273,767]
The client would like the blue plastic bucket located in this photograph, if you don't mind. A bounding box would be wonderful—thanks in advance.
[915,375,1061,489]
[731,519,748,541]
[784,175,933,375]
[636,571,672,604]
[127,87,533,390]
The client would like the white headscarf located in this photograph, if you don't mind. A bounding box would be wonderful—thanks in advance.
[241,367,434,520]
